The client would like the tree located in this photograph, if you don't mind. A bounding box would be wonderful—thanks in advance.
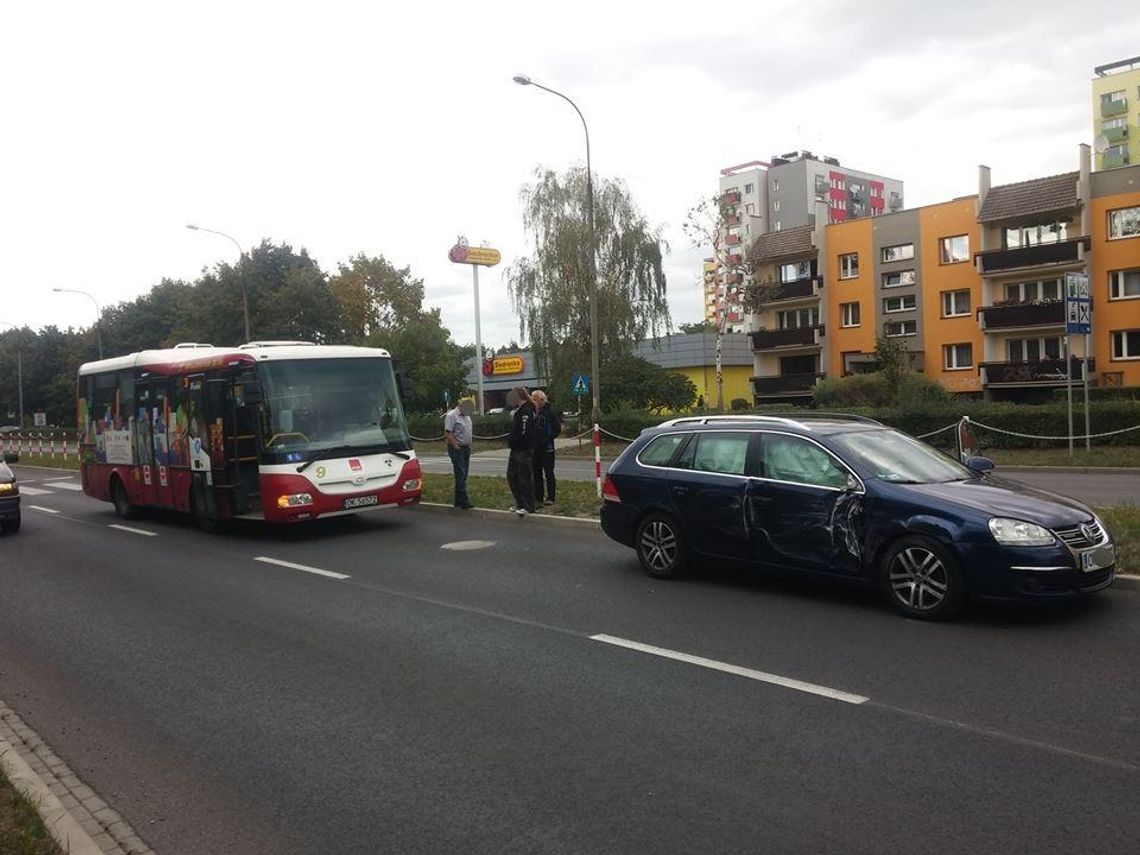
[677,320,717,334]
[506,166,670,409]
[683,195,757,411]
[600,353,696,413]
[874,335,909,388]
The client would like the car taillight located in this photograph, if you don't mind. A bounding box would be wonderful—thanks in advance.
[602,476,621,503]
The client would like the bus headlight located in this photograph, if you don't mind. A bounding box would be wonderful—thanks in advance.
[277,492,313,509]
[402,479,422,492]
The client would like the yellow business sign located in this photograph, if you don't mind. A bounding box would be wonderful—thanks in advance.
[448,239,501,267]
[492,356,524,375]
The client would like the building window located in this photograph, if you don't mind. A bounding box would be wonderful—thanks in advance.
[1112,330,1140,360]
[745,202,755,214]
[840,302,860,327]
[1109,205,1140,239]
[884,320,917,337]
[1103,117,1127,130]
[778,307,819,329]
[1003,221,1069,249]
[939,234,970,264]
[778,261,811,283]
[744,182,754,195]
[942,290,971,317]
[839,253,859,279]
[773,199,781,212]
[775,221,781,231]
[1110,268,1140,300]
[1007,337,1064,362]
[882,270,917,288]
[943,343,973,370]
[881,243,915,263]
[1104,89,1127,105]
[883,294,917,313]
[1004,279,1061,303]
[773,178,780,191]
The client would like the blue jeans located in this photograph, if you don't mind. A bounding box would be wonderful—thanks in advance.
[448,445,471,506]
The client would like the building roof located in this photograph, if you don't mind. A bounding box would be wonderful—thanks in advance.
[634,333,752,369]
[748,223,814,262]
[978,172,1080,223]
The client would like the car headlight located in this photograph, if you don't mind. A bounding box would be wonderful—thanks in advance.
[0,482,15,494]
[988,517,1055,546]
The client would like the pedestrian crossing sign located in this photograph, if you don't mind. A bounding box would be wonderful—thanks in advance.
[571,373,589,396]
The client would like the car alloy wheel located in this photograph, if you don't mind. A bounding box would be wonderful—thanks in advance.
[880,535,964,620]
[636,513,687,579]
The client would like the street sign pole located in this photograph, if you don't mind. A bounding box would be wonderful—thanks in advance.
[1064,272,1092,458]
[473,264,484,416]
[1066,335,1074,457]
[1084,332,1091,451]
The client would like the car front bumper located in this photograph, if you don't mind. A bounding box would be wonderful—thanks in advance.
[958,538,1115,600]
[0,494,20,521]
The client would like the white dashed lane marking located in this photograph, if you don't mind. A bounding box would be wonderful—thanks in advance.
[109,524,159,537]
[18,486,53,496]
[590,634,870,705]
[29,505,60,514]
[254,556,350,581]
[48,482,84,491]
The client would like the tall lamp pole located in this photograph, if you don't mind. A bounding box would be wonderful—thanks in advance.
[512,73,601,422]
[52,288,103,359]
[186,224,251,342]
[0,321,23,427]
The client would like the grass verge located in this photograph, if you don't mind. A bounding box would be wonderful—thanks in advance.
[421,472,601,518]
[986,446,1140,468]
[1096,506,1140,575]
[0,763,64,855]
[6,455,79,471]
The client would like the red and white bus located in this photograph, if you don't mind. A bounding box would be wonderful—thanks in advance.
[78,342,422,527]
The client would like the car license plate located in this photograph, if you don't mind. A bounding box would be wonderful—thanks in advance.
[343,495,379,510]
[1081,544,1114,572]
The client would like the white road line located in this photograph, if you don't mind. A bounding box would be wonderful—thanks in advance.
[29,505,60,514]
[43,476,76,482]
[590,634,870,705]
[19,486,53,496]
[48,482,84,491]
[254,556,350,581]
[109,524,158,537]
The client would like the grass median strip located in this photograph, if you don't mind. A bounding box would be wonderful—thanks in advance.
[420,472,601,518]
[0,763,64,855]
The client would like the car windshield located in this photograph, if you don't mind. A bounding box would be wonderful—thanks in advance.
[257,357,411,463]
[829,429,973,484]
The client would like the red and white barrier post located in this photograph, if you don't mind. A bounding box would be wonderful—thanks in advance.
[593,423,602,498]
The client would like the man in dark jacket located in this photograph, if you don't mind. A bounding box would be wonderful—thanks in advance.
[506,386,538,515]
[531,390,561,504]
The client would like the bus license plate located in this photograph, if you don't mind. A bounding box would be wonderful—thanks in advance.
[344,495,379,510]
[1081,544,1114,572]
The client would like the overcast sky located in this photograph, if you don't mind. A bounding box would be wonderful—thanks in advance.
[3,1,1137,351]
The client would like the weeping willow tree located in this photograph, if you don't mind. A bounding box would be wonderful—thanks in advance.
[506,166,670,410]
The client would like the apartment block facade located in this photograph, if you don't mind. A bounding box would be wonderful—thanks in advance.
[708,153,902,335]
[1093,56,1140,171]
[749,146,1140,404]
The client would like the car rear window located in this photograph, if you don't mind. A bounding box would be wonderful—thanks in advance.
[638,433,689,467]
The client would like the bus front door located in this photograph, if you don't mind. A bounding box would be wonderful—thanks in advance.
[138,378,175,508]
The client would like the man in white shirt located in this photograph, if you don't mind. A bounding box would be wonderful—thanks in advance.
[444,398,475,509]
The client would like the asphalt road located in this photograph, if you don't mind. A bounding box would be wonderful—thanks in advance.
[420,452,1140,507]
[1,465,1138,854]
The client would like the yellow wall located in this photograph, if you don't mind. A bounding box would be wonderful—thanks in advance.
[919,198,984,394]
[1091,188,1140,386]
[825,217,876,376]
[676,364,753,406]
[1092,70,1140,169]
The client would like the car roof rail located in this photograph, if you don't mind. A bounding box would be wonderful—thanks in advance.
[656,414,810,430]
[761,411,883,426]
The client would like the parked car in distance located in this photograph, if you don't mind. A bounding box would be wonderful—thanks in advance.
[0,452,21,534]
[0,425,20,433]
[600,415,1115,620]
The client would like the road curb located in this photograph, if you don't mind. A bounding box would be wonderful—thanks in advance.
[0,738,104,855]
[1000,465,1140,474]
[419,502,601,530]
[1116,573,1140,590]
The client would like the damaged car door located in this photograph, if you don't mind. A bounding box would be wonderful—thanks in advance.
[747,431,865,577]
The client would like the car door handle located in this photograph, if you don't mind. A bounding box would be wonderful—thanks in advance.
[671,486,690,496]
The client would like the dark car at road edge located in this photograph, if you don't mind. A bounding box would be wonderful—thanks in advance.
[600,415,1114,620]
[0,452,20,534]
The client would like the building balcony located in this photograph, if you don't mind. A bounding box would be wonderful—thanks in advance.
[726,272,743,285]
[752,373,825,397]
[722,192,741,205]
[1103,125,1129,143]
[750,325,824,350]
[727,253,743,265]
[975,237,1088,274]
[1101,97,1127,118]
[981,358,1094,387]
[1104,150,1130,169]
[763,276,823,304]
[724,214,741,226]
[978,300,1064,330]
[726,234,741,246]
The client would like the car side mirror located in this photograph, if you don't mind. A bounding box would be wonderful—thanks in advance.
[3,453,18,464]
[966,456,995,473]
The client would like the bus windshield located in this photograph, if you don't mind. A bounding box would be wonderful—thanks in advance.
[257,357,412,464]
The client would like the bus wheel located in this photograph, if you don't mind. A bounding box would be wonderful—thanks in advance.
[191,484,224,534]
[111,478,137,520]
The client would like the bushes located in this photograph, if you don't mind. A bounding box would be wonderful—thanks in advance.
[813,373,894,408]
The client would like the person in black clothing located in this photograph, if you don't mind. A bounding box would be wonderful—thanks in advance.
[531,390,561,504]
[506,385,538,515]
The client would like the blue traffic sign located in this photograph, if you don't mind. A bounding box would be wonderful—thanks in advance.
[571,373,590,397]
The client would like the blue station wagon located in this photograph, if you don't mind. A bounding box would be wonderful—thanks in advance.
[600,415,1115,620]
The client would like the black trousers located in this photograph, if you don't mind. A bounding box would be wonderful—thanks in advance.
[507,448,537,512]
[533,449,556,501]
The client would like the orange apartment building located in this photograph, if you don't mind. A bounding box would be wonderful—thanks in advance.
[749,146,1140,403]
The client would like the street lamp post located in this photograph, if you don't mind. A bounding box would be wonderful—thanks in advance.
[512,73,601,422]
[186,224,251,342]
[0,321,23,427]
[52,288,103,359]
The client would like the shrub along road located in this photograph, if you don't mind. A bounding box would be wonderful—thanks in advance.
[0,466,1137,854]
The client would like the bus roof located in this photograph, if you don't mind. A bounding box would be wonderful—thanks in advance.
[78,343,393,377]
